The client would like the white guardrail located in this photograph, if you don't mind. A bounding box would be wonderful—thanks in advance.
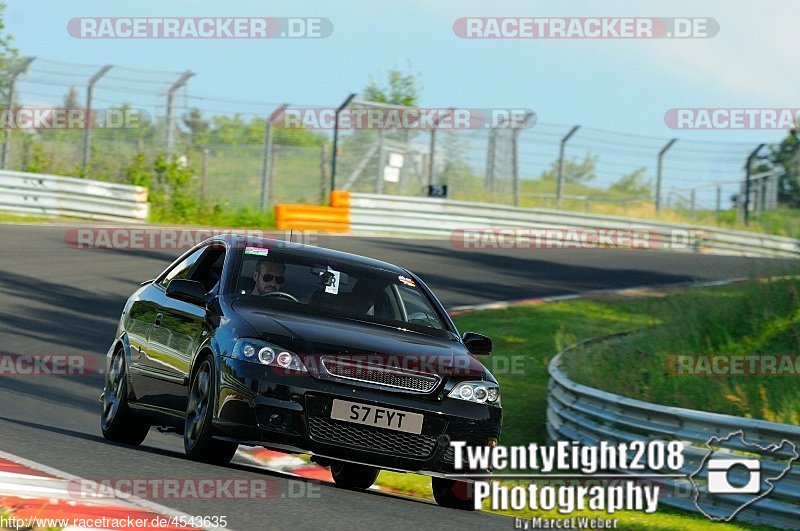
[548,332,800,529]
[0,170,149,222]
[349,193,800,259]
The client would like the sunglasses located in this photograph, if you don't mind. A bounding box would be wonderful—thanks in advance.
[260,273,285,284]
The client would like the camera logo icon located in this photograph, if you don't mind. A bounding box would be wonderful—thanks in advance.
[690,431,798,522]
[706,459,760,494]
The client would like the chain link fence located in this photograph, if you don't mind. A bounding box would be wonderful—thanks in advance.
[2,56,798,233]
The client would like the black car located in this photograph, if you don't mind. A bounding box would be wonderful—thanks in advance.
[101,235,501,508]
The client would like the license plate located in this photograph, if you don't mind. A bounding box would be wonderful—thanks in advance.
[330,399,424,435]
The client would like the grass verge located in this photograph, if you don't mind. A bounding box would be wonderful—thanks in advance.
[562,278,800,422]
[371,279,798,529]
[0,212,52,223]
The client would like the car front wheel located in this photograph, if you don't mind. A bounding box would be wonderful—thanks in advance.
[184,356,238,465]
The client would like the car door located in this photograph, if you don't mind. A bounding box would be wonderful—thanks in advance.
[129,244,208,412]
[143,244,226,413]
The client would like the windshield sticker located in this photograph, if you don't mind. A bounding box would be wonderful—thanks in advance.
[244,246,270,256]
[398,275,416,287]
[324,266,341,295]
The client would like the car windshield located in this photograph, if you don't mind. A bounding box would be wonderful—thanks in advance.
[233,247,451,336]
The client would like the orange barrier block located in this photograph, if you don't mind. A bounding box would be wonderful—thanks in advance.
[330,190,351,208]
[275,203,350,233]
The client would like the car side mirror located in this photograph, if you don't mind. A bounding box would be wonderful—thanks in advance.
[462,332,492,355]
[166,279,207,306]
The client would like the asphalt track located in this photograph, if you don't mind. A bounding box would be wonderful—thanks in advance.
[0,224,796,530]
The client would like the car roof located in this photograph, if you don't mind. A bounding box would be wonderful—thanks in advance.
[216,234,409,274]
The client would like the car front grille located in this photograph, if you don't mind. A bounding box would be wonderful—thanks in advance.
[308,416,437,459]
[321,357,440,393]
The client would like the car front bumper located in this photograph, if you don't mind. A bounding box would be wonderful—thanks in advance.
[213,358,502,473]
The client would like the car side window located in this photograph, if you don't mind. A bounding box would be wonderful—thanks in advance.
[189,245,226,293]
[158,246,207,289]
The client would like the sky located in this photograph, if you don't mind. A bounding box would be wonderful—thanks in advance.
[4,0,799,205]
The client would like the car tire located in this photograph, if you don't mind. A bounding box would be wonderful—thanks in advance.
[184,356,238,465]
[101,347,150,445]
[432,477,475,511]
[330,461,380,490]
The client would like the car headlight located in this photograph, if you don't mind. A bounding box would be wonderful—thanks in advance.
[233,339,307,372]
[448,381,500,405]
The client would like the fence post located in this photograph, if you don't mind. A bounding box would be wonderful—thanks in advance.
[656,138,677,214]
[715,184,721,220]
[690,189,696,219]
[165,71,194,153]
[268,145,278,206]
[200,148,209,200]
[260,103,289,210]
[427,110,452,190]
[376,129,386,194]
[0,57,35,170]
[511,111,534,207]
[82,64,112,171]
[320,143,330,205]
[743,144,765,226]
[331,93,356,193]
[485,124,498,190]
[557,126,580,208]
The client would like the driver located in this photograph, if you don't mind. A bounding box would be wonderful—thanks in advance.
[252,258,286,296]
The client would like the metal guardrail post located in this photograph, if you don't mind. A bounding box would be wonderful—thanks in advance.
[656,138,677,214]
[0,57,35,170]
[556,126,580,208]
[82,65,113,171]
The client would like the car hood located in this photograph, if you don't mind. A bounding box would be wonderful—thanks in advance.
[232,302,485,378]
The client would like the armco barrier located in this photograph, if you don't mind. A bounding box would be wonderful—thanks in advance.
[0,170,149,222]
[547,332,800,528]
[347,193,800,258]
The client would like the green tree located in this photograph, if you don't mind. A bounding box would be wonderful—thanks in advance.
[362,62,421,106]
[539,154,597,184]
[63,86,80,109]
[0,3,19,107]
[182,108,210,145]
[758,129,800,207]
[609,167,652,196]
